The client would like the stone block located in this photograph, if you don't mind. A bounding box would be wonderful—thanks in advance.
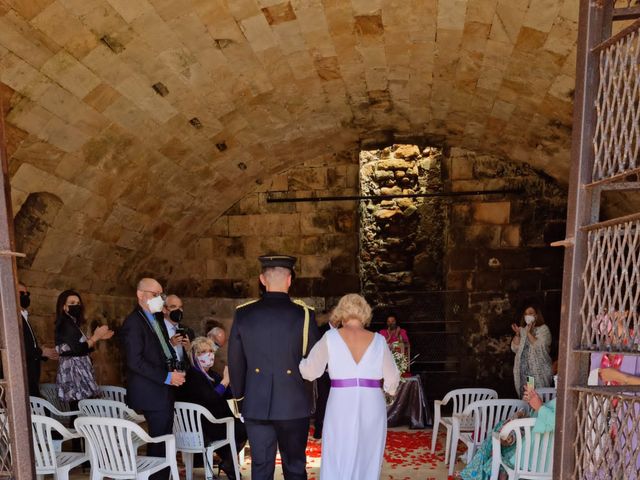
[376,159,413,171]
[393,144,420,158]
[206,258,227,279]
[464,225,502,248]
[501,225,521,247]
[472,202,511,224]
[300,211,334,234]
[450,152,475,182]
[288,167,327,190]
[300,255,331,277]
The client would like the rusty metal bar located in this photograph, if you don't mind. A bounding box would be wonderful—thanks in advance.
[554,0,612,477]
[266,188,523,203]
[613,5,640,20]
[591,17,640,51]
[0,80,35,477]
[584,166,640,188]
[580,210,640,231]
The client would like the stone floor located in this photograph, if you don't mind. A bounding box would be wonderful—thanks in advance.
[70,427,461,479]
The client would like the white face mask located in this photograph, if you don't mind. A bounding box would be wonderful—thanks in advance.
[197,352,215,370]
[524,315,536,325]
[147,295,164,314]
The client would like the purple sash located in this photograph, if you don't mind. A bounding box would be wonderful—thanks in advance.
[330,378,382,388]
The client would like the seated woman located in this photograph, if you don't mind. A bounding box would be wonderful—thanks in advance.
[459,384,556,480]
[178,336,247,480]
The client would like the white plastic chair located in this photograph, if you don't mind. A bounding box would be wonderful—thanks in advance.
[40,383,72,412]
[99,385,127,404]
[535,388,557,404]
[32,414,88,480]
[430,388,498,463]
[490,417,554,480]
[449,398,528,475]
[173,401,240,480]
[75,416,179,480]
[30,396,80,433]
[78,398,145,424]
[226,398,246,465]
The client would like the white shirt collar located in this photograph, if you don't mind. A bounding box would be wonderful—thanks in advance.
[164,318,176,334]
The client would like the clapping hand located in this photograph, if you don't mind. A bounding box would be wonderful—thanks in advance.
[511,323,520,335]
[94,325,114,340]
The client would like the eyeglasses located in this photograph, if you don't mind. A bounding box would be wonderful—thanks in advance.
[141,290,166,300]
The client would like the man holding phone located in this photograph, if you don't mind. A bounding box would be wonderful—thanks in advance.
[163,294,194,367]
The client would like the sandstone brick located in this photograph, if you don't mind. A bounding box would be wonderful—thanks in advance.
[472,202,511,224]
[300,255,331,277]
[464,225,502,248]
[393,144,420,158]
[206,258,227,278]
[501,224,521,247]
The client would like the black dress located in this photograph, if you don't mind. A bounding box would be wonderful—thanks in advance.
[55,314,98,402]
[177,366,247,468]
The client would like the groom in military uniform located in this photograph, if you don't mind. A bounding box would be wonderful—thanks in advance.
[228,255,321,480]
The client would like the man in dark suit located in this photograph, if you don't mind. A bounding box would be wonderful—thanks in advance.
[18,282,58,396]
[120,278,185,480]
[228,255,321,480]
[162,294,195,368]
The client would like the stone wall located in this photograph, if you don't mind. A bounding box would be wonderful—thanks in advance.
[168,151,361,301]
[358,144,566,399]
[443,147,566,397]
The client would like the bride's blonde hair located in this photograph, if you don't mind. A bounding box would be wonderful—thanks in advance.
[330,294,372,327]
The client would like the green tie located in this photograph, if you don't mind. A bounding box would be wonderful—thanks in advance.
[150,316,174,361]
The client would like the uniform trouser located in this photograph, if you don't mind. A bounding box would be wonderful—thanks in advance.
[143,407,174,480]
[244,417,310,480]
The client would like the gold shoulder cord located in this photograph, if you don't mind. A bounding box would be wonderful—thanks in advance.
[293,299,312,356]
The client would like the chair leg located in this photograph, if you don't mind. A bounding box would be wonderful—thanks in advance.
[430,416,440,453]
[183,451,194,480]
[204,447,217,480]
[228,436,241,480]
[169,458,180,480]
[448,430,459,476]
[444,425,452,465]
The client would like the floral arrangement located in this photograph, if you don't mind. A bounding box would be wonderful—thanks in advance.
[390,341,409,376]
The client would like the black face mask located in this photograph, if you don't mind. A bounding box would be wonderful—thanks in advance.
[169,309,183,323]
[20,292,30,309]
[67,304,82,319]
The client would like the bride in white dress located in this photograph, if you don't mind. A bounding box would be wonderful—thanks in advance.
[299,294,400,480]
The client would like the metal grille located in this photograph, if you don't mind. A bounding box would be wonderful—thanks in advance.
[0,383,10,476]
[574,388,640,479]
[592,21,640,181]
[581,218,640,350]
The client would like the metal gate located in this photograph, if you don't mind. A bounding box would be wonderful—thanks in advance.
[555,1,640,477]
[0,83,36,476]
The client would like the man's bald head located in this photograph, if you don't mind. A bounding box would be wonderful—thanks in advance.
[136,277,163,311]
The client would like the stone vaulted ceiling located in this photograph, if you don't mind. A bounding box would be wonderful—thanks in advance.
[0,0,579,293]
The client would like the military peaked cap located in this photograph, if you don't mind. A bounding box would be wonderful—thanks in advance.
[258,254,297,272]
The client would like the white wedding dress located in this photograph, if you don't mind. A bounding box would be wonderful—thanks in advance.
[300,328,400,479]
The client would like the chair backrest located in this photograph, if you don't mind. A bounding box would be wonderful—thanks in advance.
[31,415,64,473]
[502,417,554,477]
[75,416,141,475]
[536,388,557,404]
[39,384,70,411]
[78,399,134,420]
[173,402,209,451]
[464,398,528,447]
[442,388,499,415]
[99,385,127,404]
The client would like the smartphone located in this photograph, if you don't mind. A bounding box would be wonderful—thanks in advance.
[526,376,535,389]
[175,327,188,337]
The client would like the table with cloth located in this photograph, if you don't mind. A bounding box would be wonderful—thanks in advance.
[386,374,429,429]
